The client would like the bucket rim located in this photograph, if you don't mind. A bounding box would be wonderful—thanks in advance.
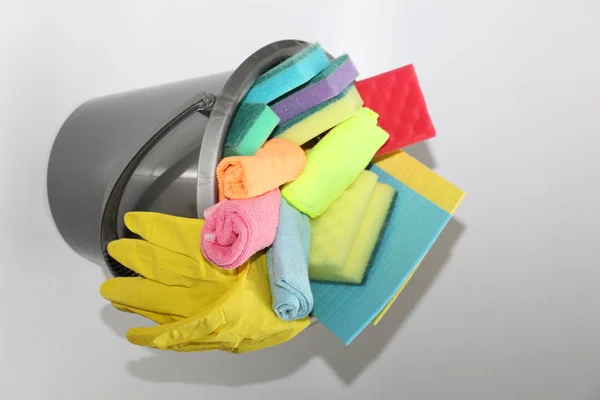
[195,39,311,215]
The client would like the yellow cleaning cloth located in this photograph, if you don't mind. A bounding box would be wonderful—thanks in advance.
[372,150,465,324]
[282,107,389,218]
[309,171,378,281]
[374,151,464,214]
[276,86,364,146]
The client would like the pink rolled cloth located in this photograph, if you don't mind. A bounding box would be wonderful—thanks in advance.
[201,189,281,269]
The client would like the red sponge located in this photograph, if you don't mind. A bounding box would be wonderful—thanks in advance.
[355,64,436,156]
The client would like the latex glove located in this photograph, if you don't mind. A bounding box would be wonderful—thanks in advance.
[100,212,310,353]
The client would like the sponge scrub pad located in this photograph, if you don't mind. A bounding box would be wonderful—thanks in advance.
[243,43,329,104]
[223,103,279,157]
[355,64,436,156]
[309,171,379,281]
[273,85,363,146]
[337,182,395,284]
[271,54,359,124]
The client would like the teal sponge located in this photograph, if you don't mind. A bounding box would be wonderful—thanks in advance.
[243,43,329,104]
[223,103,279,157]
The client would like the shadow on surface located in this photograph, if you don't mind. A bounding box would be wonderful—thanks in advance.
[403,141,437,169]
[101,218,466,387]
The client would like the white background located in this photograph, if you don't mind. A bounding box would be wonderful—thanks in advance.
[1,0,599,399]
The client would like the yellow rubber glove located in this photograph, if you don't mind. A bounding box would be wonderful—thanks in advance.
[100,212,310,353]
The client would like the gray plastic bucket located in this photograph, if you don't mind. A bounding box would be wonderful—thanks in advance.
[47,39,312,277]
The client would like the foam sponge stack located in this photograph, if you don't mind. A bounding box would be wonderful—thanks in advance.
[223,43,329,157]
[244,43,329,104]
[271,54,359,124]
[273,85,363,145]
[204,41,464,346]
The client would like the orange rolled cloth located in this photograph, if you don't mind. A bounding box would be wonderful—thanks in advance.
[217,138,306,200]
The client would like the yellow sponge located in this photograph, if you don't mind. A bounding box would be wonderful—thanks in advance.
[275,86,364,146]
[341,182,395,284]
[309,171,378,281]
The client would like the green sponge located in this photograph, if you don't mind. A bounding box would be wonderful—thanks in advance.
[223,103,279,157]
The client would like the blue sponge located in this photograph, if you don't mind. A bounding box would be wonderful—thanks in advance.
[243,43,329,104]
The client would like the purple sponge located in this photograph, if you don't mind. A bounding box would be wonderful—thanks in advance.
[271,54,359,125]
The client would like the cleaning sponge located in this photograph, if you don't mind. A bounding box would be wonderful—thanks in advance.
[271,54,359,124]
[244,43,329,104]
[309,171,378,282]
[273,85,363,146]
[223,103,279,157]
[355,64,436,156]
[338,182,395,284]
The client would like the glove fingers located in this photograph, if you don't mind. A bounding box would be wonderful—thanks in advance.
[168,336,236,353]
[159,317,310,353]
[126,311,229,350]
[111,302,181,325]
[108,239,237,287]
[101,277,222,318]
[169,342,234,353]
[124,212,207,263]
[234,320,310,353]
[158,330,240,352]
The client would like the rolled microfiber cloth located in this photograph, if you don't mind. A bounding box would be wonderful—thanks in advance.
[356,64,436,156]
[267,198,313,321]
[309,171,378,282]
[273,85,363,146]
[310,165,452,345]
[271,54,359,124]
[217,138,306,201]
[223,103,279,157]
[244,43,329,104]
[281,107,389,218]
[201,189,281,270]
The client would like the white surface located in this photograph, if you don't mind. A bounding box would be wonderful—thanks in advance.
[1,0,599,398]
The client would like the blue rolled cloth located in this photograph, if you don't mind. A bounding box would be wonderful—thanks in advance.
[267,198,313,321]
